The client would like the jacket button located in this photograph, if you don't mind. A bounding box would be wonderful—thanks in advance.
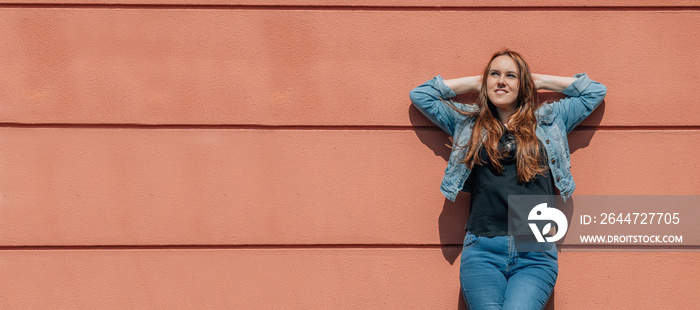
[551,159,556,164]
[556,177,561,182]
[545,139,550,144]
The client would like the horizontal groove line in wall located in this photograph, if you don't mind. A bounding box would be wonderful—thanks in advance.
[0,123,699,131]
[576,125,700,131]
[1,244,698,251]
[0,244,456,251]
[0,4,698,11]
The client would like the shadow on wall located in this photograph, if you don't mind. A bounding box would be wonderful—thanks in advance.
[408,100,471,265]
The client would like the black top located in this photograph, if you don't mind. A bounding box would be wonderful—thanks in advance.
[465,128,556,236]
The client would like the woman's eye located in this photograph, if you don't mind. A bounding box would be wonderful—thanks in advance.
[490,72,499,76]
[507,74,516,78]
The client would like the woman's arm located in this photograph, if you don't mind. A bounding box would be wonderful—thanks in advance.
[533,73,607,133]
[532,74,577,92]
[443,75,482,95]
[409,75,471,136]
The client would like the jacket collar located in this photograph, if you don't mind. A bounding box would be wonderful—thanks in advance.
[535,103,555,125]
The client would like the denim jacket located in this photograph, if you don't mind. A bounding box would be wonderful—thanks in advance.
[409,73,607,202]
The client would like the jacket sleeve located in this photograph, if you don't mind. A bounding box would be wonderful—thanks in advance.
[550,73,608,133]
[409,75,471,137]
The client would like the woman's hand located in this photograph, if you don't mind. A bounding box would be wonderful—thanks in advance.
[443,75,483,95]
[531,74,577,92]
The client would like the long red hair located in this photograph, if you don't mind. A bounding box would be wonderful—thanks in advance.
[446,50,546,182]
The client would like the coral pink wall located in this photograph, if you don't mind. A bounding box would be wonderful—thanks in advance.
[0,1,698,309]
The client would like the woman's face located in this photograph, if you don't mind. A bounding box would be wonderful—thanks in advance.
[486,55,519,110]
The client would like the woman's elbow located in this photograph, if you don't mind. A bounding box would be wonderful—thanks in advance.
[591,82,607,103]
[599,83,608,98]
[409,87,422,101]
[409,87,430,108]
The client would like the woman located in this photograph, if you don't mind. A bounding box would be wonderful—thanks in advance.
[409,50,606,309]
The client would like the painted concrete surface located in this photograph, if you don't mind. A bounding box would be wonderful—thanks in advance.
[0,250,697,309]
[0,1,698,309]
[0,129,698,246]
[1,9,698,126]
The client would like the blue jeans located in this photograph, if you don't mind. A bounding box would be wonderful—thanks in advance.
[460,232,558,310]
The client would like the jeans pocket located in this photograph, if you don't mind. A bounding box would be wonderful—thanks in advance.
[463,231,480,249]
